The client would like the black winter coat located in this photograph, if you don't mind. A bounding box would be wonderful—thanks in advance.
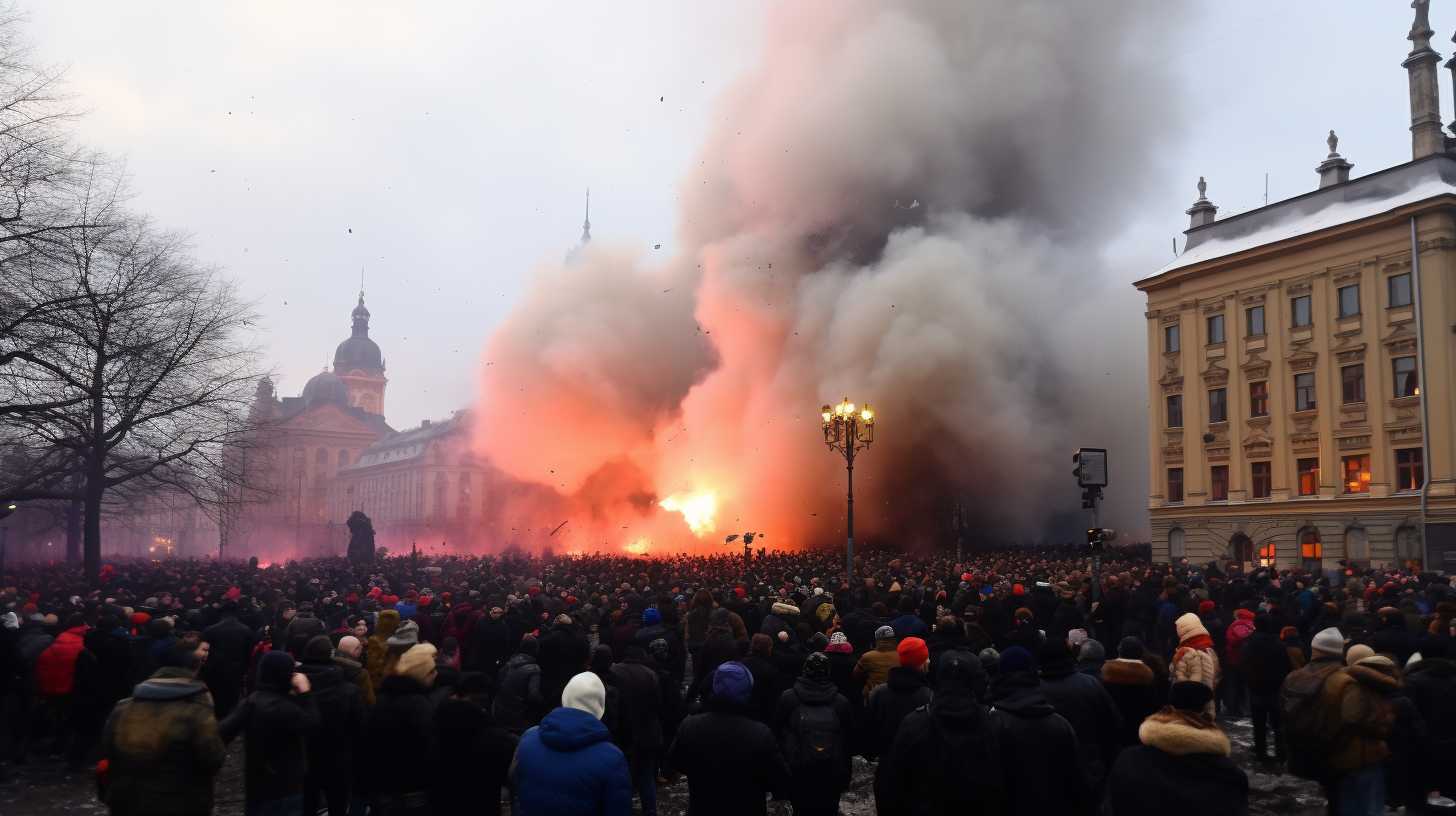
[740,654,782,724]
[360,675,437,798]
[431,697,517,816]
[878,692,1006,816]
[537,625,590,710]
[201,616,254,710]
[865,666,932,759]
[1038,663,1122,786]
[1100,659,1159,751]
[989,673,1089,816]
[666,699,791,816]
[1104,718,1248,816]
[1239,629,1292,698]
[1404,657,1456,795]
[610,658,664,757]
[773,677,853,807]
[1371,619,1418,666]
[218,687,321,811]
[492,652,543,733]
[296,659,364,780]
[472,617,515,675]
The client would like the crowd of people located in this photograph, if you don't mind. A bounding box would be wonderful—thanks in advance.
[0,544,1453,816]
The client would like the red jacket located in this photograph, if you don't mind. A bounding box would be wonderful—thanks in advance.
[35,625,88,696]
[1224,611,1256,667]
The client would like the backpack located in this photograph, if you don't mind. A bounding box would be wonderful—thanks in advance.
[784,697,844,770]
[1279,663,1341,780]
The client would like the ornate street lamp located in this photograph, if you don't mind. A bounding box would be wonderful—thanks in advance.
[821,397,875,580]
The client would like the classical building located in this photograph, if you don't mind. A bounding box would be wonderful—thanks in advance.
[1134,4,1456,572]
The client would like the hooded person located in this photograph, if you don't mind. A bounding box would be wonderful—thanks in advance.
[989,646,1088,816]
[219,650,322,816]
[1037,635,1123,793]
[852,625,901,701]
[360,643,440,815]
[1321,653,1405,813]
[1101,636,1160,751]
[432,671,519,816]
[666,661,791,816]
[1239,613,1291,763]
[511,671,632,816]
[878,650,1004,816]
[297,635,365,816]
[772,651,853,816]
[1104,681,1248,816]
[1170,613,1220,716]
[494,635,545,734]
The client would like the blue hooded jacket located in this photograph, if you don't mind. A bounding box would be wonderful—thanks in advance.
[513,706,632,816]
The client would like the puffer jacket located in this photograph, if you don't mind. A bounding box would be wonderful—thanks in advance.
[1170,615,1220,715]
[512,706,632,816]
[852,639,900,701]
[1223,611,1255,668]
[493,651,544,733]
[36,625,88,696]
[1322,657,1401,772]
[102,668,227,816]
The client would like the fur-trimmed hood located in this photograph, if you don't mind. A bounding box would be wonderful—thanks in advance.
[1138,709,1231,757]
[1102,658,1154,686]
[1347,656,1401,693]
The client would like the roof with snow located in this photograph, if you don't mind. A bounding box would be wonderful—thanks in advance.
[1138,154,1456,287]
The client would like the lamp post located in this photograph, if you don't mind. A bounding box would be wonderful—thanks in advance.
[821,397,875,581]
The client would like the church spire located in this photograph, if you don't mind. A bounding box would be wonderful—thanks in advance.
[580,188,591,244]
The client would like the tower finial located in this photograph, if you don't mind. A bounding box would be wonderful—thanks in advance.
[359,262,365,301]
[581,188,591,244]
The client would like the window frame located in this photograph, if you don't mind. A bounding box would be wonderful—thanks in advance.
[1210,465,1229,502]
[1164,323,1180,354]
[1166,394,1183,429]
[1337,283,1360,318]
[1249,380,1269,418]
[1395,448,1424,492]
[1246,304,1265,337]
[1388,273,1412,308]
[1206,314,1225,345]
[1251,461,1272,499]
[1393,356,1419,398]
[1340,363,1365,405]
[1291,294,1312,328]
[1167,467,1184,503]
[1297,457,1320,497]
[1208,387,1227,424]
[1341,453,1371,495]
[1294,371,1316,411]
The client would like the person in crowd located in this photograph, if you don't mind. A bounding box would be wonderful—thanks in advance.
[100,640,226,816]
[494,634,544,734]
[865,636,933,765]
[878,650,1002,816]
[1104,681,1248,816]
[1100,636,1160,752]
[360,643,439,816]
[852,625,900,702]
[1280,627,1348,797]
[1321,653,1404,815]
[332,634,374,706]
[1240,613,1292,763]
[1076,639,1106,677]
[774,652,853,816]
[1281,625,1308,670]
[201,601,254,717]
[432,671,518,816]
[1404,637,1456,809]
[512,670,632,816]
[1170,612,1220,717]
[1037,636,1122,794]
[989,646,1088,816]
[219,649,320,816]
[296,635,364,816]
[473,604,515,676]
[611,643,666,816]
[34,614,87,756]
[741,633,782,724]
[667,661,790,816]
[364,609,400,688]
[538,614,591,710]
[1222,607,1256,718]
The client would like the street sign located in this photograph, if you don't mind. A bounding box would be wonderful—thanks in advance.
[1074,448,1109,487]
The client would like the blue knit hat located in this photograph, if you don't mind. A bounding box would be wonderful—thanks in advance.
[999,645,1034,675]
[642,607,661,626]
[257,650,295,692]
[711,661,753,705]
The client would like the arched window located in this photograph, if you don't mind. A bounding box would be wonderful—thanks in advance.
[1395,526,1423,570]
[1169,528,1186,560]
[1299,527,1323,572]
[1230,533,1254,564]
[1344,527,1369,566]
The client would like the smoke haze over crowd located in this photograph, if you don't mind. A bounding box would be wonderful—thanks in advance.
[472,0,1188,557]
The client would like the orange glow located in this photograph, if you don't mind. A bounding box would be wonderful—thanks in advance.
[624,538,651,556]
[659,491,718,537]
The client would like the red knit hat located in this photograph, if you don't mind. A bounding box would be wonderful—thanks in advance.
[897,636,929,668]
[1198,600,1216,615]
[1234,608,1255,621]
[1012,583,1025,596]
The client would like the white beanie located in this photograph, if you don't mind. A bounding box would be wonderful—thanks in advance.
[1311,627,1345,658]
[562,671,606,720]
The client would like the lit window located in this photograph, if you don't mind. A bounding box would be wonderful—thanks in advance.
[1167,468,1184,503]
[1210,465,1229,501]
[1295,372,1316,411]
[1393,356,1419,398]
[1246,305,1265,337]
[1300,528,1323,567]
[1342,454,1371,494]
[1395,448,1424,491]
[1164,323,1180,353]
[1341,364,1365,405]
[1297,458,1319,496]
[1388,273,1412,308]
[1258,541,1277,567]
[1251,461,1271,499]
[1166,394,1183,428]
[1291,295,1312,328]
[1208,388,1227,424]
[1249,381,1268,417]
[1207,314,1225,344]
[1337,284,1360,318]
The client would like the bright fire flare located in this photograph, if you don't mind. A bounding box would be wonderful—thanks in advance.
[624,538,651,556]
[659,491,718,537]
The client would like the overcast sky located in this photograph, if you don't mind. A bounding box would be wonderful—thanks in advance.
[19,2,1440,430]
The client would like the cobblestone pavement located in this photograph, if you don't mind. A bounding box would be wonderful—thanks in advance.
[0,715,1330,816]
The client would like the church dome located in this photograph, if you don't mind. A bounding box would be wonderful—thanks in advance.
[334,291,384,373]
[301,369,349,408]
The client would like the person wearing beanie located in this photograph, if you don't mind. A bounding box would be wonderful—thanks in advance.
[666,662,790,816]
[978,646,1001,678]
[1036,636,1123,793]
[201,599,254,718]
[1371,605,1419,667]
[852,624,901,702]
[1076,639,1107,678]
[771,651,853,815]
[1239,613,1293,763]
[511,671,631,816]
[878,650,1003,815]
[1280,626,1347,786]
[865,636,933,769]
[219,650,321,816]
[1344,643,1375,667]
[1281,625,1309,670]
[1105,681,1247,816]
[1170,613,1220,716]
[295,634,364,816]
[1221,607,1256,717]
[989,644,1089,816]
[820,631,859,719]
[359,643,439,815]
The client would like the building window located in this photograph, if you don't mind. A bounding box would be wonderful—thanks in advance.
[1251,461,1271,499]
[1297,458,1320,496]
[1388,273,1412,307]
[1166,394,1183,428]
[1208,388,1227,423]
[1246,304,1265,337]
[1393,356,1419,397]
[1342,453,1371,494]
[1337,284,1360,318]
[1291,294,1312,328]
[1258,540,1277,567]
[1169,527,1186,560]
[1340,364,1365,404]
[1395,448,1424,491]
[1164,323,1180,353]
[1210,465,1229,501]
[1395,526,1423,569]
[1249,381,1269,417]
[1344,527,1369,565]
[1294,372,1316,411]
[1299,528,1323,571]
[1207,314,1225,344]
[1167,468,1184,503]
[1231,533,1254,563]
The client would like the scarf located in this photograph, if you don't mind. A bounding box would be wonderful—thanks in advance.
[1180,633,1214,652]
